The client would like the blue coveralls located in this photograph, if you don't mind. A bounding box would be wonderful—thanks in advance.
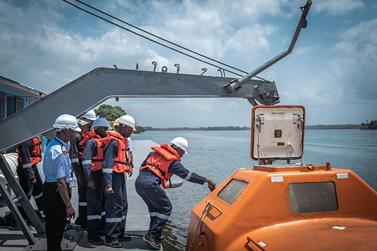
[70,133,87,227]
[82,139,105,239]
[43,137,73,251]
[102,138,132,242]
[135,154,206,240]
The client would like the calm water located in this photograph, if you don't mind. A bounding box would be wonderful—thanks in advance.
[133,129,377,250]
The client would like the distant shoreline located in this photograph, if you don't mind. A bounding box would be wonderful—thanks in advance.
[142,125,376,131]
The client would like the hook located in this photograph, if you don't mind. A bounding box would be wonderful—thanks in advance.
[174,63,180,74]
[217,68,224,77]
[152,61,157,72]
[200,68,207,75]
[161,66,168,73]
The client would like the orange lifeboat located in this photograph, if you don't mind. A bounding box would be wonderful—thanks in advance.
[186,106,377,251]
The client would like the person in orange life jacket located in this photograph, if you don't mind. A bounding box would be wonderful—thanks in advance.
[16,136,44,221]
[69,109,97,228]
[102,114,135,248]
[43,114,79,251]
[81,117,110,245]
[135,137,216,250]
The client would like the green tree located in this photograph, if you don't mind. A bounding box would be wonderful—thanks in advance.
[95,104,126,121]
[94,104,145,133]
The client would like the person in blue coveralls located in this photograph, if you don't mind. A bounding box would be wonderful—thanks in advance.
[102,115,135,248]
[81,117,110,245]
[69,109,97,229]
[43,114,80,251]
[136,137,216,250]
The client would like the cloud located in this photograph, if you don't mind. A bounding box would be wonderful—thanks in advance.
[314,0,364,15]
[331,18,377,101]
[1,0,376,126]
[0,0,286,91]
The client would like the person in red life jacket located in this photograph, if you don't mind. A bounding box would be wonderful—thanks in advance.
[135,137,216,250]
[102,114,135,248]
[69,109,97,228]
[16,136,44,221]
[81,117,110,245]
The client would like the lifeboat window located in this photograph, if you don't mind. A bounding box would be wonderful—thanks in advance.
[288,182,338,213]
[217,179,248,204]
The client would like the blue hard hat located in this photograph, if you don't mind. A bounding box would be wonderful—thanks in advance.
[91,117,110,129]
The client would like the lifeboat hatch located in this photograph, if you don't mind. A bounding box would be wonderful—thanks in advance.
[251,105,305,161]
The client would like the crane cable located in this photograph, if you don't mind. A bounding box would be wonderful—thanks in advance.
[63,0,266,80]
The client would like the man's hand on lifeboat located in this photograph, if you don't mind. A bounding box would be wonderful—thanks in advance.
[206,178,216,191]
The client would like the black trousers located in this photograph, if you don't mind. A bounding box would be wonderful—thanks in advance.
[76,165,87,228]
[17,165,44,212]
[43,183,67,251]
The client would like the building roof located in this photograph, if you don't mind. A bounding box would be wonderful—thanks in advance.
[0,76,45,98]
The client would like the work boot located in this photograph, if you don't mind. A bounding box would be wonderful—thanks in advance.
[88,236,104,245]
[119,233,132,242]
[143,233,161,250]
[75,217,87,229]
[105,239,122,248]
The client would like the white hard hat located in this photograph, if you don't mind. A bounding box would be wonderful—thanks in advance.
[113,118,120,127]
[118,115,136,130]
[81,109,97,121]
[53,114,81,132]
[91,117,110,129]
[170,137,188,153]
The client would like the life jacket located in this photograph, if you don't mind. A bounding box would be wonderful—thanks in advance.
[105,131,133,173]
[140,144,181,188]
[78,130,99,160]
[17,137,42,166]
[79,130,107,171]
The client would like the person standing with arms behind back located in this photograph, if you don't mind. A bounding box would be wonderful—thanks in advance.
[82,117,110,245]
[70,109,97,229]
[102,114,135,248]
[43,114,80,251]
[136,137,216,250]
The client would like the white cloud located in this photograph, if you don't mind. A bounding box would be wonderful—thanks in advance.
[331,18,377,101]
[0,0,376,126]
[0,0,284,92]
[314,0,364,15]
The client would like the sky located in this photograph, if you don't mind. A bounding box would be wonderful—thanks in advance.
[1,0,377,127]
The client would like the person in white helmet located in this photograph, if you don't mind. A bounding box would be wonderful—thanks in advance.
[42,114,80,251]
[135,137,216,250]
[102,114,135,248]
[69,109,96,228]
[81,117,110,245]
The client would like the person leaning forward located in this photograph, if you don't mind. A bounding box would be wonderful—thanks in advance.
[135,137,216,250]
[42,114,79,251]
[102,114,135,248]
